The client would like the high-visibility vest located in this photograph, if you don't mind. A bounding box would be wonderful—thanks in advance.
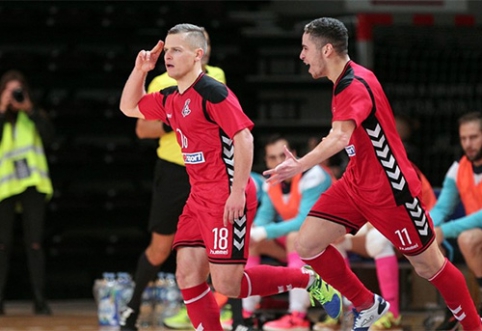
[267,173,302,220]
[0,111,53,202]
[456,156,482,215]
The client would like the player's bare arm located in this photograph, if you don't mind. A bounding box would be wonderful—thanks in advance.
[223,128,253,226]
[265,119,355,184]
[120,41,164,119]
[135,119,166,139]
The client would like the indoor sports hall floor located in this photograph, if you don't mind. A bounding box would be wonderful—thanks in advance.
[0,299,440,331]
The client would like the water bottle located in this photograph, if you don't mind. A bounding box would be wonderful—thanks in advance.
[115,272,134,321]
[163,273,181,318]
[138,281,154,328]
[96,272,118,326]
[153,272,167,326]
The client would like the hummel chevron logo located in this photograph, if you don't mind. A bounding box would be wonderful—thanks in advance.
[233,239,244,251]
[376,144,389,158]
[414,214,426,227]
[233,215,247,251]
[450,305,467,321]
[381,155,395,169]
[409,205,423,218]
[386,166,400,180]
[391,177,406,191]
[366,124,381,137]
[366,122,407,193]
[235,215,247,226]
[371,135,386,149]
[223,145,234,158]
[406,198,428,236]
[234,227,246,238]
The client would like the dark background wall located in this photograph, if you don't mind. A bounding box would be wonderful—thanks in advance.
[1,1,481,300]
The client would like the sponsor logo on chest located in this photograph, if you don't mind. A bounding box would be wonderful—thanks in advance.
[183,152,205,164]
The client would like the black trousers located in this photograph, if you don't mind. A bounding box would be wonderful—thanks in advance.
[0,186,48,300]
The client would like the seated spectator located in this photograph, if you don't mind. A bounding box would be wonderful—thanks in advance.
[430,111,482,331]
[243,135,334,331]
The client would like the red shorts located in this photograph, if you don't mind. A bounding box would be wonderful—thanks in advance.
[173,181,257,264]
[308,179,435,256]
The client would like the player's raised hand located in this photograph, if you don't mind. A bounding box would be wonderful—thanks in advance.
[263,146,302,184]
[135,40,164,73]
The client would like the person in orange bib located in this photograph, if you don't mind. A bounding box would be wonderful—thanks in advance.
[245,135,334,331]
[430,111,482,331]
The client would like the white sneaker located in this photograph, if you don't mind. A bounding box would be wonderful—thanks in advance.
[352,294,389,331]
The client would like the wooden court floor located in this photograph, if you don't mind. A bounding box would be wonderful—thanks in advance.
[0,299,436,331]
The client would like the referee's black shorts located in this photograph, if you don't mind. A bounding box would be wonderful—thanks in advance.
[148,158,190,235]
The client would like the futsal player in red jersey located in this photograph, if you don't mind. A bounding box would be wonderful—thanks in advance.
[265,17,482,331]
[120,23,342,331]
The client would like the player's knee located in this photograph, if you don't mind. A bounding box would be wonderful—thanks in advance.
[365,229,394,258]
[457,229,482,250]
[146,245,171,265]
[212,279,240,298]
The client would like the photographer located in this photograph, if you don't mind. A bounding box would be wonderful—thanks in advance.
[0,70,54,315]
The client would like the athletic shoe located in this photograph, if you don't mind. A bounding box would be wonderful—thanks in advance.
[369,312,402,330]
[220,305,234,330]
[262,312,310,331]
[164,305,232,330]
[434,313,459,331]
[313,315,342,331]
[232,315,259,331]
[163,306,193,330]
[352,294,389,331]
[303,265,342,319]
[119,307,139,331]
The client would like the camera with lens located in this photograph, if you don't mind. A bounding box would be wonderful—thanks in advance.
[12,88,25,103]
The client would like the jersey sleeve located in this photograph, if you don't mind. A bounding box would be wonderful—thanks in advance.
[333,81,372,127]
[138,92,167,122]
[206,89,254,138]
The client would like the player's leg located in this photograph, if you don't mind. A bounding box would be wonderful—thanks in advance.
[176,245,223,330]
[368,196,482,331]
[296,216,376,311]
[262,232,311,331]
[365,227,402,330]
[298,182,389,331]
[458,228,482,315]
[121,160,189,331]
[242,238,286,318]
[407,241,482,331]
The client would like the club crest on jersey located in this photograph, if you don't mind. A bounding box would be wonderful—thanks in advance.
[345,144,356,157]
[183,152,205,164]
[182,99,191,117]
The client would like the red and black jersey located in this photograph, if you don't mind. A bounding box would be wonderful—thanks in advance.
[332,61,421,207]
[139,73,254,211]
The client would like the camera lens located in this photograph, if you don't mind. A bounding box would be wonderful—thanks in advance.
[12,88,25,102]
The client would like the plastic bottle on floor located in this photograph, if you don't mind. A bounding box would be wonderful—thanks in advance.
[96,272,117,326]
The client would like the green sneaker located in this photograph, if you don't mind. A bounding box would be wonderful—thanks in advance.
[303,265,342,319]
[163,305,233,330]
[220,304,233,330]
[163,307,193,330]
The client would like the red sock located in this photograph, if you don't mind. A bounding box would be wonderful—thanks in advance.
[430,259,482,331]
[181,282,223,331]
[239,265,310,298]
[303,245,373,309]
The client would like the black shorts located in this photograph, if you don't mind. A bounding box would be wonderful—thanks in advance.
[148,158,190,235]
